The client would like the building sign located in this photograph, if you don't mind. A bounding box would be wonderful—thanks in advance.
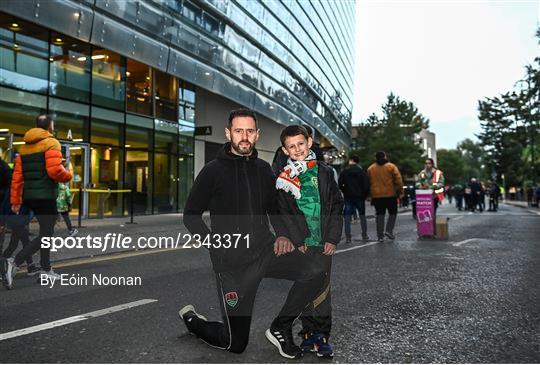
[194,126,212,136]
[416,189,434,236]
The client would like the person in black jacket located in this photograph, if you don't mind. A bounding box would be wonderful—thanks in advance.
[275,125,343,358]
[338,155,370,242]
[178,109,326,359]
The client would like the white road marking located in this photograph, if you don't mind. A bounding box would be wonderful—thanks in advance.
[0,299,157,341]
[336,241,381,254]
[452,216,464,221]
[452,238,478,247]
[528,210,540,216]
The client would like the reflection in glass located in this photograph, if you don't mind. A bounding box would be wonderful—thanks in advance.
[0,87,46,136]
[154,131,177,213]
[126,59,152,116]
[49,98,89,142]
[155,69,177,122]
[92,48,125,110]
[49,32,91,102]
[90,145,124,217]
[0,14,48,93]
[178,155,194,211]
[125,149,152,215]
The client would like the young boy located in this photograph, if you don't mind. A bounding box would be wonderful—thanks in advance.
[275,125,343,358]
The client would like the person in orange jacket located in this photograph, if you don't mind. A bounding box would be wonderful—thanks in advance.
[367,151,404,242]
[1,114,72,290]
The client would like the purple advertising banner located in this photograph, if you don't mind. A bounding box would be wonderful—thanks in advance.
[416,189,434,236]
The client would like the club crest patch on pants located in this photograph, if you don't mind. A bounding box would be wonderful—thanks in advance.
[224,291,239,307]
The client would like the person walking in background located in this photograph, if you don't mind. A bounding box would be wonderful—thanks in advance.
[453,183,465,211]
[367,151,404,242]
[338,155,370,243]
[0,114,72,290]
[470,178,482,212]
[488,181,501,212]
[57,173,77,237]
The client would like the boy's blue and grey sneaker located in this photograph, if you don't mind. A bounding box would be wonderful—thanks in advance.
[313,334,334,358]
[265,324,303,359]
[300,332,317,352]
[178,305,208,333]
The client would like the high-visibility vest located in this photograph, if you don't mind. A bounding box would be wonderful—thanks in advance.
[433,169,444,202]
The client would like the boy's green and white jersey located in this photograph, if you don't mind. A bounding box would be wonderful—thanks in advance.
[297,164,321,246]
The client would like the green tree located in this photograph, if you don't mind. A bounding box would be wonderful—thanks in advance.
[437,149,464,184]
[477,27,540,187]
[351,93,429,179]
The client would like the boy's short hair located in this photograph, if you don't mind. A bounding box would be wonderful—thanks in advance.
[349,155,359,163]
[280,125,309,146]
[228,108,258,129]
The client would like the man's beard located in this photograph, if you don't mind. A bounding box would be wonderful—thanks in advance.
[231,140,255,155]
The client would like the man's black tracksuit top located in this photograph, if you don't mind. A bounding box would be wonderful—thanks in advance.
[183,143,287,272]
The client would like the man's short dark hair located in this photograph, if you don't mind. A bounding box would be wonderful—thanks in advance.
[349,155,359,164]
[375,151,386,160]
[228,108,258,129]
[280,125,309,147]
[36,114,53,130]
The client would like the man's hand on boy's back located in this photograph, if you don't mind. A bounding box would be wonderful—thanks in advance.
[274,236,295,256]
[323,242,336,256]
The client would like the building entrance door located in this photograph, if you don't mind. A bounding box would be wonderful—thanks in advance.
[61,142,90,218]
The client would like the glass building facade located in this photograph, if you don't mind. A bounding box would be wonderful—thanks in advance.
[0,0,354,216]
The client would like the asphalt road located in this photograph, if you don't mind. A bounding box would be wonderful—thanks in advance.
[1,202,539,363]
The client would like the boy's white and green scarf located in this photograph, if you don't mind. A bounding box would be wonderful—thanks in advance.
[276,150,317,199]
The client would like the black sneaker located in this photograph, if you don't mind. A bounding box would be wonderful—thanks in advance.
[27,264,43,277]
[265,324,302,359]
[178,305,207,333]
[384,232,395,240]
[345,236,351,244]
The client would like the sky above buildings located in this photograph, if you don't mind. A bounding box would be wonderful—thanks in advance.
[353,0,540,149]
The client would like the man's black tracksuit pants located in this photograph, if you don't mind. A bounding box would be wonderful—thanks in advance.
[187,247,327,353]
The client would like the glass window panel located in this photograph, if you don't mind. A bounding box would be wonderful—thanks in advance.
[126,59,153,116]
[182,0,202,26]
[241,39,260,65]
[178,133,194,155]
[91,119,122,146]
[154,130,178,213]
[0,15,48,93]
[91,48,125,110]
[49,98,89,142]
[154,69,177,122]
[181,85,196,104]
[224,27,242,54]
[0,87,46,139]
[202,12,220,36]
[177,155,193,211]
[125,125,152,149]
[154,150,177,213]
[49,32,91,102]
[89,145,124,217]
[125,149,152,214]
